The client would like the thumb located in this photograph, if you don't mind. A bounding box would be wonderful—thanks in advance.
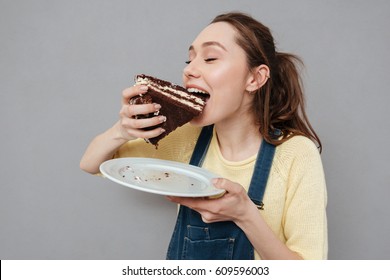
[212,177,240,193]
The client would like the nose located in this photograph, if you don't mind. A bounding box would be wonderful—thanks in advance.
[183,61,201,80]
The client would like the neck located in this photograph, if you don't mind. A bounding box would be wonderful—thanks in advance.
[214,120,262,162]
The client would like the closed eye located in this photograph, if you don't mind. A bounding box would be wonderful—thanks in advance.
[185,58,217,64]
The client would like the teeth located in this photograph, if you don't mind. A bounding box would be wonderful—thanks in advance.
[187,88,209,95]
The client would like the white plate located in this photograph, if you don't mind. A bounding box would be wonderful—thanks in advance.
[99,158,225,197]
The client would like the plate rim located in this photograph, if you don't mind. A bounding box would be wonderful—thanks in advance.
[99,157,224,197]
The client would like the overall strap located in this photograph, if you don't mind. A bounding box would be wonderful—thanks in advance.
[247,141,275,210]
[189,125,214,167]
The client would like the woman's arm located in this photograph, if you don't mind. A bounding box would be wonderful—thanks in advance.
[234,194,303,260]
[80,85,166,174]
[80,121,129,174]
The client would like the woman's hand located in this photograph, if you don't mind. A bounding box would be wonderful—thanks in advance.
[167,178,257,224]
[117,85,167,141]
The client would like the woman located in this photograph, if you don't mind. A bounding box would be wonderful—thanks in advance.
[80,12,327,260]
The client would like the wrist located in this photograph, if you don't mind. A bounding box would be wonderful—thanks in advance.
[110,121,134,143]
[235,200,262,229]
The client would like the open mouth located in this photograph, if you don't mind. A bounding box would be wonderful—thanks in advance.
[187,87,210,103]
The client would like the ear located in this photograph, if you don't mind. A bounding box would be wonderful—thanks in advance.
[245,64,270,92]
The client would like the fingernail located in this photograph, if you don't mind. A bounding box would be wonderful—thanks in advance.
[160,128,166,133]
[159,116,167,122]
[154,103,161,110]
[140,85,148,91]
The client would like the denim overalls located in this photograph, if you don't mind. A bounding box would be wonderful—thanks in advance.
[166,125,276,260]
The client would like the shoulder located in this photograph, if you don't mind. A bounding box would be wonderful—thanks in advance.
[278,135,319,155]
[273,135,323,179]
[276,135,321,163]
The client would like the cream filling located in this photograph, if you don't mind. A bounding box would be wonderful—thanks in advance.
[136,77,205,111]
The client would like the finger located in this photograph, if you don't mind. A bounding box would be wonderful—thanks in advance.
[125,126,166,140]
[168,196,211,211]
[201,212,218,224]
[201,216,210,223]
[121,85,148,104]
[122,115,167,130]
[119,103,161,119]
[120,118,165,139]
[126,103,162,118]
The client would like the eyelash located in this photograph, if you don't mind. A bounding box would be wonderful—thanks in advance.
[185,58,217,64]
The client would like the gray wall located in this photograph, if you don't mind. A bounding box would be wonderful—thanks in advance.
[1,0,389,260]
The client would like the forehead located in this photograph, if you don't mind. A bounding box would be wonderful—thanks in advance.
[190,22,238,50]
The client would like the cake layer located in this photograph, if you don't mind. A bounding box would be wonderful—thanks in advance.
[135,75,206,112]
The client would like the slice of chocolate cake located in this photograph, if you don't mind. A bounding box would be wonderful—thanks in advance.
[131,74,208,147]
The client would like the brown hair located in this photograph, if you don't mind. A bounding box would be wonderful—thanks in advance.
[211,12,322,152]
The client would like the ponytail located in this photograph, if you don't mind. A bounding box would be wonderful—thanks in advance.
[259,52,322,152]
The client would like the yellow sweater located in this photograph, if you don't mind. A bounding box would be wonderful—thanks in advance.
[114,124,328,260]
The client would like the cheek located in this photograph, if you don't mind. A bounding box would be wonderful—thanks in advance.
[211,75,247,105]
[208,64,236,87]
[209,60,248,93]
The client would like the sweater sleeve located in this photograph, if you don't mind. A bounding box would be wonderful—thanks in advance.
[282,136,328,260]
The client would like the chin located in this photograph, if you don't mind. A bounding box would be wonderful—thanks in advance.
[189,117,203,127]
[190,114,211,127]
[190,116,213,127]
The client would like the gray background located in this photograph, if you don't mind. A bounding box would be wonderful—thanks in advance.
[1,0,389,260]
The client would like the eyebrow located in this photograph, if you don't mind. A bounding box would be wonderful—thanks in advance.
[189,41,228,52]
